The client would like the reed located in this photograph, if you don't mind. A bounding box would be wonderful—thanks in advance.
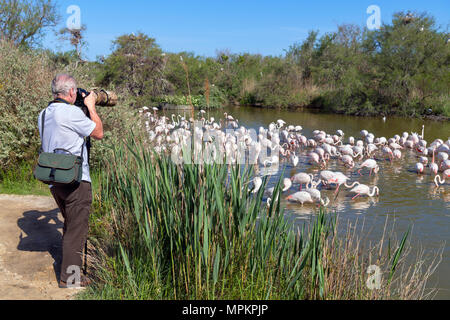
[79,135,441,300]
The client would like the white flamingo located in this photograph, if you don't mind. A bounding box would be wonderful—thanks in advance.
[331,173,360,195]
[291,173,314,191]
[434,169,450,187]
[358,159,379,176]
[349,184,380,200]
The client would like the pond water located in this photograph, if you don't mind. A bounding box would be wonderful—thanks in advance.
[163,106,450,299]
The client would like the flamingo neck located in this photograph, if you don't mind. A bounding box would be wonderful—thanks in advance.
[435,175,445,187]
[345,181,360,189]
[369,187,379,197]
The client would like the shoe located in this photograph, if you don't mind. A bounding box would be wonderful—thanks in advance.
[59,275,92,289]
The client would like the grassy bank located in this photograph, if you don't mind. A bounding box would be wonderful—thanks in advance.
[0,162,51,196]
[78,136,440,300]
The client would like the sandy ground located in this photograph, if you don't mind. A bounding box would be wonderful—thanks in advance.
[0,194,82,300]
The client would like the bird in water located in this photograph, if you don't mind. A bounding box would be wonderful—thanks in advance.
[286,191,330,206]
[349,184,380,200]
[415,162,424,174]
[330,173,360,195]
[434,169,450,187]
[286,191,314,205]
[291,173,314,191]
[358,159,380,176]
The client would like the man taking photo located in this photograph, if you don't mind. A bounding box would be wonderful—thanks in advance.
[38,73,103,288]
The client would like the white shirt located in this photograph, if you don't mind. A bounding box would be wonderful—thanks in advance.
[38,102,96,183]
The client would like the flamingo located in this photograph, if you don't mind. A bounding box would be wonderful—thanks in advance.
[441,160,450,171]
[430,150,439,175]
[250,177,263,194]
[358,159,379,176]
[341,155,355,168]
[382,146,394,162]
[289,151,299,167]
[319,170,336,187]
[291,173,314,191]
[434,169,450,187]
[308,152,321,166]
[264,178,292,198]
[393,149,402,160]
[286,191,313,205]
[349,184,380,200]
[415,162,424,174]
[331,173,360,195]
[287,191,329,206]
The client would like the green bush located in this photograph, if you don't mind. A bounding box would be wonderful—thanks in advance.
[0,41,54,169]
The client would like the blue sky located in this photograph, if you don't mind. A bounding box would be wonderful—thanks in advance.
[43,0,450,61]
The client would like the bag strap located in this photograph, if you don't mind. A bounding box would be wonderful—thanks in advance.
[39,109,47,154]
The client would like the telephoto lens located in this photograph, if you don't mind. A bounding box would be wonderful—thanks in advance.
[92,89,118,107]
[75,88,117,107]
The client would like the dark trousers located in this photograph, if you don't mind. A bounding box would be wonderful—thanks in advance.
[50,181,92,283]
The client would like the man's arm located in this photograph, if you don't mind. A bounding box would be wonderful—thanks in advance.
[84,92,104,140]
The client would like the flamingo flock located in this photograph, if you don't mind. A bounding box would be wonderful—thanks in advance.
[140,107,450,211]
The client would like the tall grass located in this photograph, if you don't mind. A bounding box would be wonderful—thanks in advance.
[80,136,442,300]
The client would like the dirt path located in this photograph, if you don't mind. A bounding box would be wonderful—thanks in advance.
[0,194,81,300]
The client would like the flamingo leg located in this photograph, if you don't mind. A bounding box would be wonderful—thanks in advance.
[370,168,373,176]
[335,185,340,195]
[334,186,341,200]
[352,193,360,200]
[358,169,363,176]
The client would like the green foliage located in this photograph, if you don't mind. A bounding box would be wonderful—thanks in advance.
[96,33,170,99]
[155,85,226,109]
[0,41,53,168]
[0,0,59,47]
[0,161,50,196]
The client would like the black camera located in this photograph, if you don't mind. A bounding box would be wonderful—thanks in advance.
[74,88,90,110]
[74,88,117,117]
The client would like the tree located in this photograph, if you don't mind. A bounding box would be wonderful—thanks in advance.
[364,11,450,112]
[97,33,170,98]
[285,30,319,82]
[0,0,59,47]
[59,24,87,61]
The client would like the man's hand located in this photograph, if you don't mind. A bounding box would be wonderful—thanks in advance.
[82,91,97,112]
[82,91,103,140]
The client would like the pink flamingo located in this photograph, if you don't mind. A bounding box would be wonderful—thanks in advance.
[349,184,380,200]
[286,191,330,206]
[415,162,424,174]
[330,173,360,195]
[340,155,355,168]
[430,150,439,175]
[358,159,379,176]
[393,149,402,160]
[291,173,314,191]
[286,191,314,205]
[320,170,336,187]
[382,146,394,162]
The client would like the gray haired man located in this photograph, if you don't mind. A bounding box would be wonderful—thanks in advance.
[38,74,103,288]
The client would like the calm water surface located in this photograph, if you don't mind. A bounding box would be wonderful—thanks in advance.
[165,106,450,299]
